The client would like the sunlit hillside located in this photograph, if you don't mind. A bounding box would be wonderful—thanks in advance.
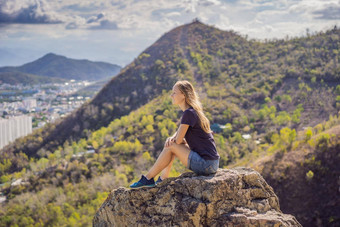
[0,21,339,226]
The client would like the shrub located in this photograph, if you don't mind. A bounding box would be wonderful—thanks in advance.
[274,95,281,102]
[316,133,330,150]
[306,170,314,181]
[265,97,271,103]
[336,85,340,95]
[222,123,233,137]
[311,76,316,83]
[305,128,313,141]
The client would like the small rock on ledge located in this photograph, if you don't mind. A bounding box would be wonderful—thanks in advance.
[93,167,302,226]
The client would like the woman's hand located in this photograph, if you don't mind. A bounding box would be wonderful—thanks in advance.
[181,138,187,145]
[165,136,176,147]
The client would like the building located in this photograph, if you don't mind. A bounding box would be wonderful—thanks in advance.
[0,115,32,149]
[22,98,37,111]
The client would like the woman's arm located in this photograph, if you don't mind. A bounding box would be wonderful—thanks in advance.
[165,128,188,146]
[170,131,177,139]
[165,126,189,146]
[175,124,190,144]
[165,131,177,147]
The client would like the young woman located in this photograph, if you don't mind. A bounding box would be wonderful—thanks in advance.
[130,80,220,188]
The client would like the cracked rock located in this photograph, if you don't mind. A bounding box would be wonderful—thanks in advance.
[93,167,302,227]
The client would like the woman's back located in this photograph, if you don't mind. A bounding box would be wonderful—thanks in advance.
[181,106,219,160]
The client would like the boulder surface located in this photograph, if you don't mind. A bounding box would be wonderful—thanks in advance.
[93,167,302,226]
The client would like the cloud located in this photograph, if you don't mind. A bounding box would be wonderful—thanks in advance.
[199,0,221,7]
[84,13,118,30]
[89,19,118,30]
[61,3,100,13]
[182,0,199,13]
[165,12,181,17]
[65,22,78,29]
[151,8,183,19]
[87,13,105,24]
[312,2,340,20]
[1,0,339,68]
[65,15,87,30]
[0,0,64,24]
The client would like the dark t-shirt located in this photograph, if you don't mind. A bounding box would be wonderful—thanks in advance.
[180,107,220,160]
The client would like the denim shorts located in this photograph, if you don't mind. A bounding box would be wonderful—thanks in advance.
[187,150,219,175]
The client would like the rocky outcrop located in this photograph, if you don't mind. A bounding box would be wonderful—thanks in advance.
[93,167,302,226]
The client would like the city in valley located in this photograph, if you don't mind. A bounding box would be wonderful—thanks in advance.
[0,80,95,149]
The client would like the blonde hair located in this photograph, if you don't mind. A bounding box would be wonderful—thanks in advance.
[174,80,212,134]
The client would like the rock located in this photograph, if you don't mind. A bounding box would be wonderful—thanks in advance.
[93,167,302,226]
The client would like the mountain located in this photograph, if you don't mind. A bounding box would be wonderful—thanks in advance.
[0,20,339,226]
[2,20,339,161]
[93,168,302,226]
[0,71,67,85]
[0,53,122,81]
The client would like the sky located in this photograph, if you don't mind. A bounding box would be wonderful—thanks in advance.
[0,0,339,67]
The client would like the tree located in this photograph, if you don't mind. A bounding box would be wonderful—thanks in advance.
[0,159,12,175]
[305,128,313,141]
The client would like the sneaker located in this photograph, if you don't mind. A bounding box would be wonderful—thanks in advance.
[156,176,163,185]
[130,175,155,188]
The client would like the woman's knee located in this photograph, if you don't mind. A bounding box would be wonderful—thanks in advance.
[166,143,189,158]
[168,143,190,158]
[162,146,172,155]
[167,142,181,149]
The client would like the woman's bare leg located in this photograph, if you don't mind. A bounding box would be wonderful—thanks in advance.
[160,154,175,179]
[145,143,190,180]
[161,143,189,179]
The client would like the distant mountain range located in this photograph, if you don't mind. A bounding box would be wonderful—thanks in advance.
[0,53,122,81]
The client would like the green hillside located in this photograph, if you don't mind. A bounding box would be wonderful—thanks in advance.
[0,21,339,226]
[229,114,340,226]
[0,89,339,226]
[2,21,339,164]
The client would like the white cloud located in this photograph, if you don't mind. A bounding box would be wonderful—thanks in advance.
[0,0,66,24]
[0,0,339,67]
[312,1,340,20]
[165,12,181,18]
